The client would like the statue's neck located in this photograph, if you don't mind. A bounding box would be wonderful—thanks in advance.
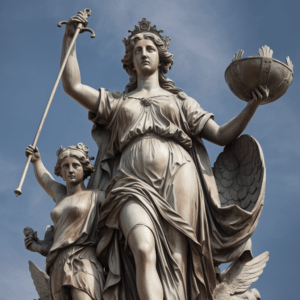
[66,182,86,196]
[136,70,160,93]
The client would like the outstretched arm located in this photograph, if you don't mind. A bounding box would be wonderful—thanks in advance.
[25,145,65,200]
[61,12,99,113]
[201,86,269,146]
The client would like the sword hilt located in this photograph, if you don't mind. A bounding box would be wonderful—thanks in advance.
[57,8,95,38]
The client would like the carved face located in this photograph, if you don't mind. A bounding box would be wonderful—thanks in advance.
[60,156,84,186]
[132,38,160,77]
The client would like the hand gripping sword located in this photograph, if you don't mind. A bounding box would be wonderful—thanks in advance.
[14,8,95,196]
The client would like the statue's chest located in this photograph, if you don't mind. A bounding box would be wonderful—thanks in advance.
[118,98,180,125]
[50,194,90,226]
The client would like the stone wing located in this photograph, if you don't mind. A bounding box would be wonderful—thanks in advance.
[29,260,52,300]
[213,135,266,212]
[222,251,269,294]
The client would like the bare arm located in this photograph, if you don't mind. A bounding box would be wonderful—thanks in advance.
[201,86,269,146]
[26,145,65,200]
[61,12,99,113]
[24,237,51,257]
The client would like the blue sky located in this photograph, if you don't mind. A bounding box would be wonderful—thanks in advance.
[1,0,299,299]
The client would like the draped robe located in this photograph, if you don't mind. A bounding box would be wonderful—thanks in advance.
[87,89,264,300]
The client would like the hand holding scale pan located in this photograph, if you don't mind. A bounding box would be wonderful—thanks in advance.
[225,45,293,105]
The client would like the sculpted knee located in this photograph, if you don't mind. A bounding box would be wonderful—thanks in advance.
[134,241,156,264]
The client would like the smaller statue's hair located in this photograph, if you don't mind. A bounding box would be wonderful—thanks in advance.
[54,153,95,180]
[121,32,183,94]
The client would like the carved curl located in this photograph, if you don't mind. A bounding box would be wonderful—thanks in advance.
[54,152,95,180]
[121,32,183,94]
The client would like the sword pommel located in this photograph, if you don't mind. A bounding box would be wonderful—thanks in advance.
[57,8,95,38]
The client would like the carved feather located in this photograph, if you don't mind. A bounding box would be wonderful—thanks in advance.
[258,45,273,58]
[286,56,294,71]
[232,49,244,62]
[213,252,269,300]
[29,261,52,300]
[213,135,266,212]
[223,252,269,293]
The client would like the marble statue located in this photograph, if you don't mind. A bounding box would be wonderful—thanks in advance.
[23,8,296,300]
[24,144,106,300]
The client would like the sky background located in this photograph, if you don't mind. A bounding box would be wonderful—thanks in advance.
[1,0,299,299]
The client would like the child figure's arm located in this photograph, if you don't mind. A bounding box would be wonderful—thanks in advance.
[24,226,54,257]
[26,145,66,201]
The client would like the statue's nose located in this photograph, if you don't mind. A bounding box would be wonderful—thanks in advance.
[141,48,148,58]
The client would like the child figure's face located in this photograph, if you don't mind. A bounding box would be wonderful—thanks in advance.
[61,156,84,186]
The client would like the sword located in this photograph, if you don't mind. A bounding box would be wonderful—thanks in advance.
[14,8,95,196]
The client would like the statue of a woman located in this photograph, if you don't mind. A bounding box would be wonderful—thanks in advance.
[60,12,269,300]
[24,144,105,300]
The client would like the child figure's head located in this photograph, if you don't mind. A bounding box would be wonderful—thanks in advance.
[54,143,95,181]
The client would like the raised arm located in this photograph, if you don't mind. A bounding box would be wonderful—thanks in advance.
[61,12,99,113]
[25,145,65,200]
[201,86,269,146]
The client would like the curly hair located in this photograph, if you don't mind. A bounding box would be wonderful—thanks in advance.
[121,32,183,94]
[54,152,95,181]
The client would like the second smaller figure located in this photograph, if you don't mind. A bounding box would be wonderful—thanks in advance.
[24,143,105,300]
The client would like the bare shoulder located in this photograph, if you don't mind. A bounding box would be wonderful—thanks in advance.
[52,183,67,203]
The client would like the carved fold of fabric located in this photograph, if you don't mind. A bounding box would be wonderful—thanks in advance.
[46,191,103,272]
[96,172,215,300]
[46,191,105,300]
[49,245,105,300]
[88,88,120,127]
[88,89,264,299]
[94,134,216,300]
[189,136,265,265]
[88,88,214,154]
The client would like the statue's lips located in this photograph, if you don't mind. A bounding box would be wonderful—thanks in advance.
[141,61,150,65]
